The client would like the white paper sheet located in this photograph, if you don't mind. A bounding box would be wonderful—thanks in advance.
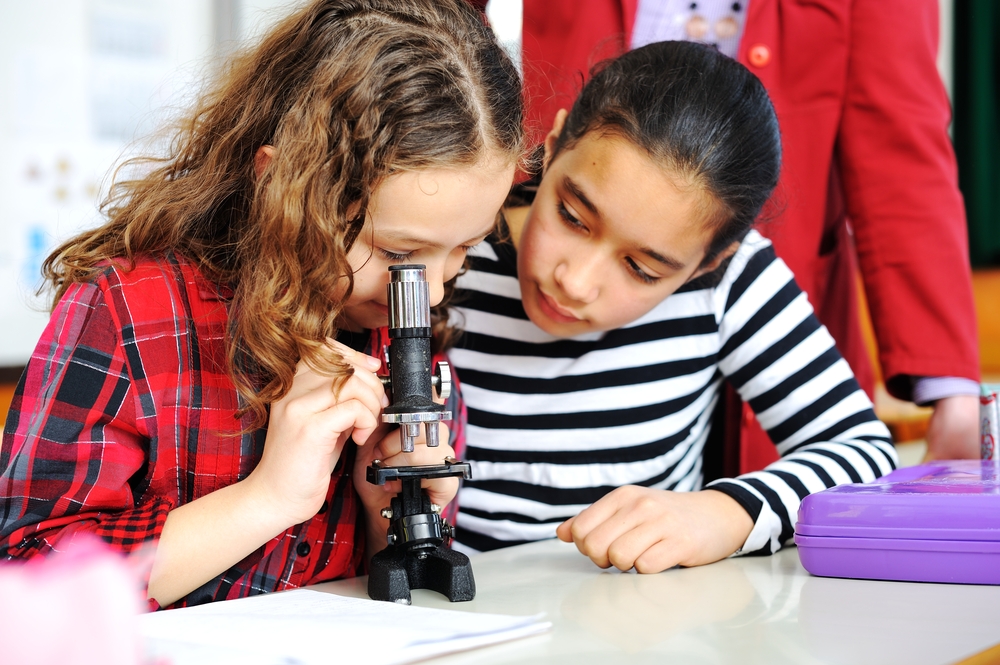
[138,589,551,665]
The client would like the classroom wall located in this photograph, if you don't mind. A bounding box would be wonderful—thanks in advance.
[0,0,304,369]
[0,0,216,366]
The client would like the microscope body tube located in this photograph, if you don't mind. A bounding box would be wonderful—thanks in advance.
[381,265,451,452]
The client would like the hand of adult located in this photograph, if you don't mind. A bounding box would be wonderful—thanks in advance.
[923,394,981,461]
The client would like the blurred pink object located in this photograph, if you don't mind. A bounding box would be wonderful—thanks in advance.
[0,535,148,665]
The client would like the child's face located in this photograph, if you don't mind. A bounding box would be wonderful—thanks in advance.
[341,158,514,331]
[518,129,729,337]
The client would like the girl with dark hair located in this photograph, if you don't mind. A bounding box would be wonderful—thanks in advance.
[0,0,524,608]
[449,41,897,572]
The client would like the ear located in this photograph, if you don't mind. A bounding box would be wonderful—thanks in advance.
[541,109,569,174]
[689,240,741,280]
[254,145,275,178]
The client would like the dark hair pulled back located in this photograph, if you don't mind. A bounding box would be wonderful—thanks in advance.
[551,40,781,266]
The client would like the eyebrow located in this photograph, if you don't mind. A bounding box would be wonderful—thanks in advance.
[377,226,494,250]
[639,247,686,271]
[562,176,686,272]
[562,176,600,217]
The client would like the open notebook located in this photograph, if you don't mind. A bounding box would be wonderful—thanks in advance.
[139,588,551,665]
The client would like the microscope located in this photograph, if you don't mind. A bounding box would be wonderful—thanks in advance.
[365,264,476,604]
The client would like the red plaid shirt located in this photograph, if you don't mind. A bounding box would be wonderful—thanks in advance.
[0,254,465,609]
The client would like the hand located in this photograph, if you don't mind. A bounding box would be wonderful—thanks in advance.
[923,394,981,461]
[555,487,754,574]
[353,421,459,554]
[247,340,387,527]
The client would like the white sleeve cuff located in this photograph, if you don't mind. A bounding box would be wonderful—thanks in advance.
[911,377,981,406]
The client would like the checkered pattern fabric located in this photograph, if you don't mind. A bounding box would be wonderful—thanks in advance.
[0,254,371,608]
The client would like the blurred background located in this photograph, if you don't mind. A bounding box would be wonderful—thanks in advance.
[0,0,996,462]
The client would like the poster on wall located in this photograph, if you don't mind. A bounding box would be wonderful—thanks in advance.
[0,0,214,367]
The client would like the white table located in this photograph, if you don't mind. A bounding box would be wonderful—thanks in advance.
[311,539,1000,665]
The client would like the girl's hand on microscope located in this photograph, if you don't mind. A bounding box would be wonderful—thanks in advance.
[352,422,459,516]
[248,339,387,528]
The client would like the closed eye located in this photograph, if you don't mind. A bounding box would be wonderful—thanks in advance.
[625,257,659,284]
[377,248,414,262]
[556,202,585,230]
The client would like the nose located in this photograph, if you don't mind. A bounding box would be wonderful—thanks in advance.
[423,246,470,308]
[423,260,447,308]
[553,254,601,305]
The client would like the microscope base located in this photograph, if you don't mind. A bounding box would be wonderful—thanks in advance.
[368,544,476,604]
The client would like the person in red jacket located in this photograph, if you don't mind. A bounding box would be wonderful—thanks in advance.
[517,0,980,469]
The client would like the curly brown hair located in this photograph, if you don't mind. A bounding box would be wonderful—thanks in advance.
[40,0,524,427]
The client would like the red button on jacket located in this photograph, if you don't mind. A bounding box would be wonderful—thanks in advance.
[748,43,771,67]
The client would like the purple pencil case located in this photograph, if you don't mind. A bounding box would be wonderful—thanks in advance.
[795,460,1000,585]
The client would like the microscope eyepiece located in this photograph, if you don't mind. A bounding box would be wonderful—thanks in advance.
[387,265,431,332]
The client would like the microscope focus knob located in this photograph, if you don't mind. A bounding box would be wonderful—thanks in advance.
[432,361,452,403]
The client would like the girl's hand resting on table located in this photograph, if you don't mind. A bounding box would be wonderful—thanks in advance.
[556,486,755,574]
[247,340,387,529]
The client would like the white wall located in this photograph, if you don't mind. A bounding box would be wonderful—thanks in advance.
[938,0,954,101]
[236,0,303,41]
[0,0,309,366]
[486,0,522,70]
[0,0,216,365]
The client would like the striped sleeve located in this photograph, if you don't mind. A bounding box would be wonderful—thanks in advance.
[705,233,898,555]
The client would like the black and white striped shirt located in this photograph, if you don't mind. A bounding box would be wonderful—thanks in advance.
[448,229,897,556]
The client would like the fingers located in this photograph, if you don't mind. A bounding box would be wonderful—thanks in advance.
[556,517,575,542]
[573,517,678,573]
[562,485,635,551]
[355,421,395,453]
[423,476,460,510]
[374,422,452,459]
[359,424,459,507]
[285,340,385,404]
[274,340,389,445]
[323,338,387,401]
[569,502,648,570]
[633,538,683,574]
[559,487,686,574]
[303,398,380,451]
[322,340,387,409]
[291,370,383,417]
[280,376,383,445]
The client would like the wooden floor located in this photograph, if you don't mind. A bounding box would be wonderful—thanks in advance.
[2,270,1000,440]
[0,384,14,429]
[975,269,1000,375]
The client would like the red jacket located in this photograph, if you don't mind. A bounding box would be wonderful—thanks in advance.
[521,0,979,470]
